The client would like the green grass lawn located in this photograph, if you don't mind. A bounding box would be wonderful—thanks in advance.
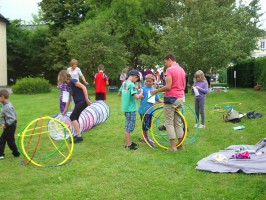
[0,87,265,200]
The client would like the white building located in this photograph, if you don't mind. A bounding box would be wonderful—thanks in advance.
[251,37,266,58]
[0,14,8,87]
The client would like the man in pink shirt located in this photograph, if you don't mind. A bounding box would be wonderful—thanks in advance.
[150,54,186,151]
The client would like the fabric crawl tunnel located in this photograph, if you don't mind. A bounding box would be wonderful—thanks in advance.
[50,101,110,140]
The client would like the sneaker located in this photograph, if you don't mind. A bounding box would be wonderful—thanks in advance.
[158,125,166,131]
[167,147,177,152]
[194,124,199,128]
[73,136,83,143]
[125,144,138,150]
[13,153,20,157]
[0,156,4,160]
[177,145,185,150]
[199,124,205,128]
[147,138,155,144]
[131,142,138,147]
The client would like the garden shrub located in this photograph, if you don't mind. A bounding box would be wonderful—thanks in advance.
[254,57,266,88]
[12,77,51,94]
[227,57,266,89]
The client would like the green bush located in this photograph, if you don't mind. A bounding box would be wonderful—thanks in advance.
[12,77,51,94]
[254,56,266,88]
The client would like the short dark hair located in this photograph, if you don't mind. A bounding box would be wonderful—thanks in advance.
[164,54,176,61]
[0,89,9,99]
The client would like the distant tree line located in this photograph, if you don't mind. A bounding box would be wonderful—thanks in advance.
[6,0,265,85]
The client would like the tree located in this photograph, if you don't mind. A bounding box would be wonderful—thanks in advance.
[64,12,129,79]
[39,0,90,30]
[6,20,49,83]
[157,0,263,83]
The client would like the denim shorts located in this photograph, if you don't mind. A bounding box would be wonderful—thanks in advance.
[124,112,136,133]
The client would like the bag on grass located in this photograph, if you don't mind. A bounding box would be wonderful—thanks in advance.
[224,109,241,123]
[247,111,262,119]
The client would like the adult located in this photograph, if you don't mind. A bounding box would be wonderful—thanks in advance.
[150,54,186,151]
[67,59,88,85]
[67,59,88,110]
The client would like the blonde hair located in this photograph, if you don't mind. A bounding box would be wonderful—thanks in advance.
[145,74,155,81]
[70,59,78,66]
[57,70,70,85]
[194,70,206,81]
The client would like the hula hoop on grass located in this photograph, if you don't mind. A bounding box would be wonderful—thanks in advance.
[181,103,199,144]
[18,116,74,167]
[140,92,198,148]
[141,102,188,149]
[211,102,242,113]
[149,103,188,150]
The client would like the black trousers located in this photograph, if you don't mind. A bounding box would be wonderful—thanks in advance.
[0,123,20,157]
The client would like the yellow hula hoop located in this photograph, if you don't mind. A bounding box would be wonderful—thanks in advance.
[214,102,241,107]
[209,108,227,114]
[141,103,163,148]
[147,103,187,150]
[19,116,74,167]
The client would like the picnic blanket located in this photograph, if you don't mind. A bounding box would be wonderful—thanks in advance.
[195,138,266,173]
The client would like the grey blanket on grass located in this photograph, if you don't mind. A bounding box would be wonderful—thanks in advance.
[195,138,266,173]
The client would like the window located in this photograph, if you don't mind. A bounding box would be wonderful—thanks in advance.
[260,41,265,49]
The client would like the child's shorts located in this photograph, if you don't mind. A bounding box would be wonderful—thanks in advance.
[124,112,136,133]
[140,114,152,131]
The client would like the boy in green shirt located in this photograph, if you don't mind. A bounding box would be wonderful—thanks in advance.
[118,70,143,150]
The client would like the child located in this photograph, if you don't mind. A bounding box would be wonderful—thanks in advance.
[59,70,91,143]
[57,70,69,113]
[0,89,20,160]
[93,64,109,101]
[193,70,209,128]
[118,70,143,150]
[138,74,163,145]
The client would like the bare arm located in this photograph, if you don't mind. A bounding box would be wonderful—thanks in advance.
[75,81,91,106]
[150,75,172,95]
[134,90,143,99]
[62,93,72,115]
[81,75,88,85]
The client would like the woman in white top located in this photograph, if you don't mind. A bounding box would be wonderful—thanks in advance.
[66,59,88,110]
[67,59,88,85]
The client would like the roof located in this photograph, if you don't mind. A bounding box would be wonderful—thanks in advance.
[0,14,9,23]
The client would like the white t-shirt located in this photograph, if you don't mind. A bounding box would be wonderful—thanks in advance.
[67,67,83,81]
[120,73,127,81]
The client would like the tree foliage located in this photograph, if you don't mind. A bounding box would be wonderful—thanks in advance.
[6,0,265,85]
[157,0,263,82]
[6,20,49,83]
[64,12,129,79]
[39,0,90,30]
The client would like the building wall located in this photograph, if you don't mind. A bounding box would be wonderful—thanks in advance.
[0,20,7,86]
[251,37,266,58]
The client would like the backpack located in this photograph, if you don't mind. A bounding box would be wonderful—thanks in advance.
[224,109,241,123]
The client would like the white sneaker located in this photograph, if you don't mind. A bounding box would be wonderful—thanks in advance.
[199,124,205,128]
[194,124,199,128]
[148,138,155,144]
[0,156,4,160]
